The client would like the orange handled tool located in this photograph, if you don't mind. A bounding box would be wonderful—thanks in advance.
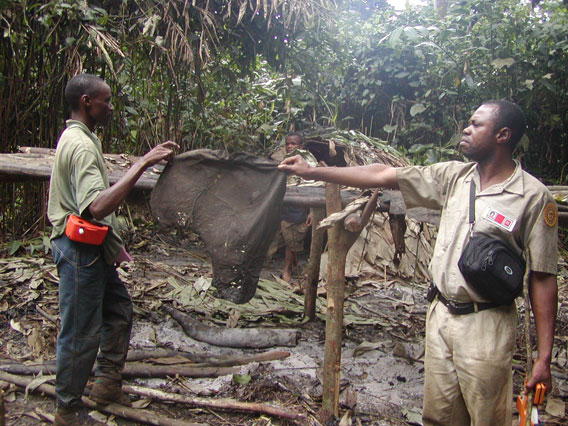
[517,382,545,426]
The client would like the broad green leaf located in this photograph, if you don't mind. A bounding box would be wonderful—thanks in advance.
[383,124,397,133]
[7,240,21,256]
[410,103,426,117]
[232,374,251,385]
[491,58,515,70]
[388,27,404,47]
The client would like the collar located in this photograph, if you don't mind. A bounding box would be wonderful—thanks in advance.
[65,119,92,133]
[469,160,524,197]
[65,119,101,149]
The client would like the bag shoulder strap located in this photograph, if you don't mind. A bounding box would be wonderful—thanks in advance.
[468,179,475,235]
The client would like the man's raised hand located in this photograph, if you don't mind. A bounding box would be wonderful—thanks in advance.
[143,141,179,167]
[278,154,311,177]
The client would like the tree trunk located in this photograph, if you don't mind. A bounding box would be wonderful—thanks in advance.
[163,305,299,348]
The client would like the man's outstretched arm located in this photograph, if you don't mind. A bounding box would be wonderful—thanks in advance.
[89,141,178,220]
[278,155,399,189]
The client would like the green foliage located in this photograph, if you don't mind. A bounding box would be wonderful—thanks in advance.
[285,0,568,174]
[1,0,568,241]
[0,0,334,238]
[232,373,252,385]
[178,57,311,153]
[3,234,50,256]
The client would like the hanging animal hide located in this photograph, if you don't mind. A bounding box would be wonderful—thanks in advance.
[150,149,286,303]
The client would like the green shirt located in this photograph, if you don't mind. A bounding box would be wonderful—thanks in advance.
[48,120,123,264]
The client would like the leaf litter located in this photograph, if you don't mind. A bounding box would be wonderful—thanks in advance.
[0,225,567,425]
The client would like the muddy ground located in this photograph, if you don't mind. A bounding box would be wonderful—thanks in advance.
[0,222,567,426]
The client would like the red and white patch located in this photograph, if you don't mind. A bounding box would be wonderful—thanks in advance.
[482,206,516,232]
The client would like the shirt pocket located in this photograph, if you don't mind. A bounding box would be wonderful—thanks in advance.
[475,204,522,251]
[437,194,468,250]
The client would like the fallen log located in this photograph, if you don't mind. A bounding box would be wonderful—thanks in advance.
[0,349,289,378]
[0,371,204,426]
[123,362,237,378]
[163,305,300,349]
[127,349,290,367]
[0,362,237,378]
[0,363,56,375]
[0,148,362,208]
[124,384,307,423]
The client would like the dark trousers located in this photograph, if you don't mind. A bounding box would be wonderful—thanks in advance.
[51,236,133,408]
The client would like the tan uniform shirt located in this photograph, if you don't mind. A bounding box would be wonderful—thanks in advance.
[48,120,123,264]
[397,161,558,302]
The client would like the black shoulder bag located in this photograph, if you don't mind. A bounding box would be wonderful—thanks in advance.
[457,180,526,305]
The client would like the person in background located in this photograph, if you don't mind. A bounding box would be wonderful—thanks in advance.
[48,73,178,425]
[279,100,557,425]
[279,133,315,282]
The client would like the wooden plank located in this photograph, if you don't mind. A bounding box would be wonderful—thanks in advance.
[0,151,163,190]
[0,148,444,224]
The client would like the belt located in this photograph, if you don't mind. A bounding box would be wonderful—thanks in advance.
[427,284,501,315]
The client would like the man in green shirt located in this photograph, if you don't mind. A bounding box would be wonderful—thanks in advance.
[48,73,178,425]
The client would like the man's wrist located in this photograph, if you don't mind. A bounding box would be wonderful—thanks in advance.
[535,354,552,364]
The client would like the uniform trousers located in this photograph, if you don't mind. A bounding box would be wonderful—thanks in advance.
[422,299,516,425]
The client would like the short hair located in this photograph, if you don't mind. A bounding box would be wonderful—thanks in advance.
[482,100,526,150]
[64,74,106,111]
[285,132,304,145]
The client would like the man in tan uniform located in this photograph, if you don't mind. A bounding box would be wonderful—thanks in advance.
[278,100,558,425]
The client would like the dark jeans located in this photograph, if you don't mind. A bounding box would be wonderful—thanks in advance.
[51,235,133,408]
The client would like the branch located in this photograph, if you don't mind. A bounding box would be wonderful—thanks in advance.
[163,305,299,348]
[124,384,307,422]
[0,371,200,426]
[0,362,237,378]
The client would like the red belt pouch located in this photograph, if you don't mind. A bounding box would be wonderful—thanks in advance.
[65,214,109,245]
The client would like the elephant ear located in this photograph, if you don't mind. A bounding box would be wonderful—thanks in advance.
[150,149,287,304]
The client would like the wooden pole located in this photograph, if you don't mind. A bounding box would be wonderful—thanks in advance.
[320,182,344,421]
[320,184,367,421]
[303,207,326,320]
[319,187,379,422]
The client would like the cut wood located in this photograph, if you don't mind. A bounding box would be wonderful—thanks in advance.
[127,349,217,363]
[0,371,205,426]
[0,149,361,208]
[0,349,289,378]
[163,305,300,348]
[343,189,380,233]
[123,362,238,378]
[124,384,307,422]
[127,349,290,367]
[0,362,237,378]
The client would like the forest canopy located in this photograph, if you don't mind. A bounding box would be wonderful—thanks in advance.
[1,0,567,237]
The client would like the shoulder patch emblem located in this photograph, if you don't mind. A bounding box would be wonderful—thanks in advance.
[543,202,558,227]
